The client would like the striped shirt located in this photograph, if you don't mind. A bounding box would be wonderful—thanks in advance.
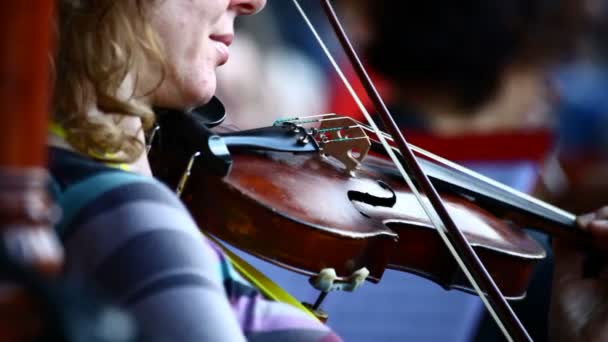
[48,147,341,342]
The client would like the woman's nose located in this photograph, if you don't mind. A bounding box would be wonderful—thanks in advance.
[230,0,267,16]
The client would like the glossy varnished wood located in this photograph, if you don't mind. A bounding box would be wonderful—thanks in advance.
[358,157,545,298]
[150,141,545,298]
[152,148,399,282]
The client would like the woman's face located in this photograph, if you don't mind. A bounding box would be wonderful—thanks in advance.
[149,0,266,110]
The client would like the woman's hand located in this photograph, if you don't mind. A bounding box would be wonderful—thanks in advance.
[549,207,608,341]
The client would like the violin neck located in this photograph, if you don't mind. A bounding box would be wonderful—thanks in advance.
[370,142,587,243]
[425,161,583,241]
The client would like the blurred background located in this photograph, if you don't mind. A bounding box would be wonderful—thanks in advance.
[215,0,608,341]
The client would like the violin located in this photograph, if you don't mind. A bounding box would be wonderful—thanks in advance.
[149,1,591,341]
[148,102,586,298]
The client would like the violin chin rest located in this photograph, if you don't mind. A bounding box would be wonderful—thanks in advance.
[190,96,226,128]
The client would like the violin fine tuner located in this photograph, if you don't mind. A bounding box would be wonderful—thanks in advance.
[302,267,370,323]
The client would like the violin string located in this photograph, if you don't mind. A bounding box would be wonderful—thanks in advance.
[304,114,573,224]
[275,115,368,146]
[275,108,573,226]
[316,125,358,133]
[322,136,367,144]
[273,113,336,126]
[351,120,575,222]
[303,116,571,222]
[291,1,513,340]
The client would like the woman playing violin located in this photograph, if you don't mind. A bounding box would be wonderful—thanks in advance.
[46,0,608,341]
[48,1,340,341]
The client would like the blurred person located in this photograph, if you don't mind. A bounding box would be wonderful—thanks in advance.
[330,0,580,136]
[324,1,584,341]
[215,32,328,129]
[537,57,608,214]
[214,32,275,128]
[538,0,608,206]
[526,22,608,341]
[215,3,328,129]
[550,205,608,341]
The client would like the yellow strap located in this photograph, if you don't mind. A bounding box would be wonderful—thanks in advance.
[49,122,131,171]
[203,233,319,321]
[49,121,67,139]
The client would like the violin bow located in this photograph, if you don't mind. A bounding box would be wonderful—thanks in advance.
[291,1,531,341]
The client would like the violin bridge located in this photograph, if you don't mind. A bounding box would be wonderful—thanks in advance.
[317,115,370,173]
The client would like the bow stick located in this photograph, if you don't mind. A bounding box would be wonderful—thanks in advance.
[291,1,532,341]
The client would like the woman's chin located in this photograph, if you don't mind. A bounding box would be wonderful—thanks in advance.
[154,84,216,111]
[183,78,217,110]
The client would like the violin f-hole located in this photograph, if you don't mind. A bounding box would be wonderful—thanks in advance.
[347,180,397,208]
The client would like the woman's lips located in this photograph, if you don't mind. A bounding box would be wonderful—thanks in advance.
[210,34,233,66]
[214,41,229,65]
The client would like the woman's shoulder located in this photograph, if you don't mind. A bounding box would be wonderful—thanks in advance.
[48,147,184,239]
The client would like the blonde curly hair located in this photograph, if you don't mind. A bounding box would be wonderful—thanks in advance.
[52,0,165,162]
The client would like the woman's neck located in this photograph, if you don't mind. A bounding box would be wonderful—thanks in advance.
[48,107,153,177]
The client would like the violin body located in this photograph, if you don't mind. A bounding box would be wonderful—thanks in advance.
[149,122,545,299]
